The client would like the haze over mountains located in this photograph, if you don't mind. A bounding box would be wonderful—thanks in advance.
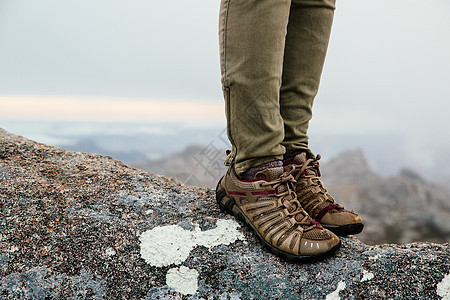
[321,150,450,245]
[3,119,450,182]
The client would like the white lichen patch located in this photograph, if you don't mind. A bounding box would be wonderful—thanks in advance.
[437,273,450,299]
[105,247,116,256]
[219,292,243,299]
[166,266,199,295]
[8,245,19,253]
[368,254,381,260]
[140,225,191,267]
[191,219,244,248]
[361,269,374,282]
[139,219,244,267]
[325,280,346,300]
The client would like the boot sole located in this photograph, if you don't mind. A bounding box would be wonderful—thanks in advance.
[322,223,364,236]
[215,177,341,263]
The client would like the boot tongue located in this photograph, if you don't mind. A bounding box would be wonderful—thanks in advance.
[254,166,295,196]
[292,152,317,176]
[292,152,307,164]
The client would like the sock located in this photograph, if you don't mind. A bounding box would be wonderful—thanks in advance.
[239,160,283,180]
[283,151,311,164]
[283,153,297,163]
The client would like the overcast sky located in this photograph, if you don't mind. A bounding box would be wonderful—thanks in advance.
[0,0,222,100]
[0,0,449,158]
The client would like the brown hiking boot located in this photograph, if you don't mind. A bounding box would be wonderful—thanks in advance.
[215,164,340,262]
[284,153,364,236]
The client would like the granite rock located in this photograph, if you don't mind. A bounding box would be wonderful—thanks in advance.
[0,128,449,299]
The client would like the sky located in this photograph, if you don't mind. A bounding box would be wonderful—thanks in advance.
[0,0,222,100]
[0,0,449,174]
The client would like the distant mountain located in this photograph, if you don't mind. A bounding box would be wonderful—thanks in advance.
[61,139,149,163]
[132,144,227,188]
[321,150,450,245]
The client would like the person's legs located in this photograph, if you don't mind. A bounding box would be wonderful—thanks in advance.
[217,0,341,261]
[280,0,336,157]
[219,0,291,175]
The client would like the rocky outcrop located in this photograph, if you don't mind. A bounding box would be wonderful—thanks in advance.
[1,129,449,299]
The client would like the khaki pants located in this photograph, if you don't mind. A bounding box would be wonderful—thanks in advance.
[219,0,336,175]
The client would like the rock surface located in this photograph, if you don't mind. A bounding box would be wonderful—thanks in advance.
[1,128,449,299]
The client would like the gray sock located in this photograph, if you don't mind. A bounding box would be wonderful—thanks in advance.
[239,160,283,180]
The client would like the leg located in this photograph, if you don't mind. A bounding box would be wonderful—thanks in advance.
[280,0,336,157]
[280,1,364,235]
[219,0,291,175]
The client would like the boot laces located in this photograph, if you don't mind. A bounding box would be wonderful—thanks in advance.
[260,168,318,232]
[293,154,343,208]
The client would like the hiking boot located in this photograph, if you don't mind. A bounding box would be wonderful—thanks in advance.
[215,164,340,262]
[284,153,364,236]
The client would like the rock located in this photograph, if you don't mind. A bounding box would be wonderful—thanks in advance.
[321,149,372,178]
[0,128,449,299]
